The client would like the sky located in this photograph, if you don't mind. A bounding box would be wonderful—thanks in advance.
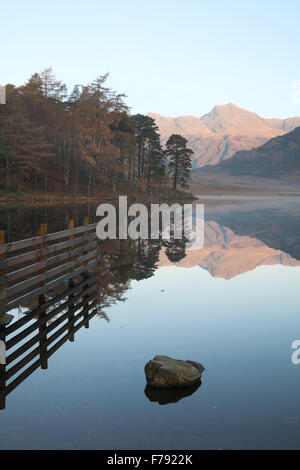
[1,0,300,118]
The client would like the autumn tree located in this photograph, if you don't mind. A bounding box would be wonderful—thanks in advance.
[0,84,54,192]
[0,69,186,197]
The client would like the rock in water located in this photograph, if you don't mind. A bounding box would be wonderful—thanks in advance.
[0,314,13,329]
[145,355,205,388]
[185,360,205,374]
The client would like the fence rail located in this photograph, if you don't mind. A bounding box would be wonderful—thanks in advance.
[0,217,100,410]
[0,218,98,315]
[0,223,97,255]
[0,272,99,409]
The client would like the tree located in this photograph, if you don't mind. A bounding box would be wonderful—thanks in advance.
[132,239,162,280]
[110,113,136,182]
[0,84,55,192]
[0,69,178,196]
[164,238,187,263]
[39,67,67,102]
[71,75,128,194]
[165,134,193,190]
[131,114,164,182]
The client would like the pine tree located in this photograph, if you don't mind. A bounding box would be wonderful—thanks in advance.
[131,114,165,182]
[165,134,193,190]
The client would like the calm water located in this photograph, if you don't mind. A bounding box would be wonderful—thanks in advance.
[0,197,300,450]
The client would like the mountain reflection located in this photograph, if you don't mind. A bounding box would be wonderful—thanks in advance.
[202,198,300,260]
[159,220,300,279]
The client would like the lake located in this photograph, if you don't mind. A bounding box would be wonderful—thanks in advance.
[0,196,300,450]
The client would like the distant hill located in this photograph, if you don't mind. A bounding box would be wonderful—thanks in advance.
[197,126,300,177]
[148,104,300,168]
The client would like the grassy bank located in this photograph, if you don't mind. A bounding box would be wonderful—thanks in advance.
[0,185,196,206]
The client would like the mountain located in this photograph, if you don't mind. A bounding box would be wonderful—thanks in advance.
[198,125,300,177]
[148,104,300,168]
[201,103,279,136]
[158,220,300,280]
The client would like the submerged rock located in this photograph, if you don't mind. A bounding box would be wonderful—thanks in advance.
[0,314,13,329]
[145,355,205,389]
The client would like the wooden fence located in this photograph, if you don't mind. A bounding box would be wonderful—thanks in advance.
[0,218,99,410]
[0,217,98,315]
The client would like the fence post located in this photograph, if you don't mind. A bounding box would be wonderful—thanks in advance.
[39,224,48,370]
[0,336,6,410]
[83,216,90,329]
[68,219,75,342]
[0,231,6,312]
[0,231,6,409]
[84,216,89,235]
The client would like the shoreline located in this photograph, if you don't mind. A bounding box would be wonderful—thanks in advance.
[188,182,300,198]
[0,189,196,207]
[0,181,299,207]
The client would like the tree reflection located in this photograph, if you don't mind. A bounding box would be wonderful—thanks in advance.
[95,234,188,318]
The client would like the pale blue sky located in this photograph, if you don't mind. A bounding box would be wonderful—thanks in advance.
[1,0,300,118]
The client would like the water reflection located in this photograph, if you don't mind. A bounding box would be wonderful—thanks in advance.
[159,220,300,279]
[0,198,300,413]
[0,271,99,410]
[0,235,186,410]
[0,202,99,243]
[145,382,202,405]
[203,197,300,261]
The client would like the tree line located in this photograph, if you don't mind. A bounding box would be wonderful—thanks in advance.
[0,68,193,195]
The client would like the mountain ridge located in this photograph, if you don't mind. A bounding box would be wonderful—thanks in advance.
[197,125,300,177]
[148,104,300,168]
